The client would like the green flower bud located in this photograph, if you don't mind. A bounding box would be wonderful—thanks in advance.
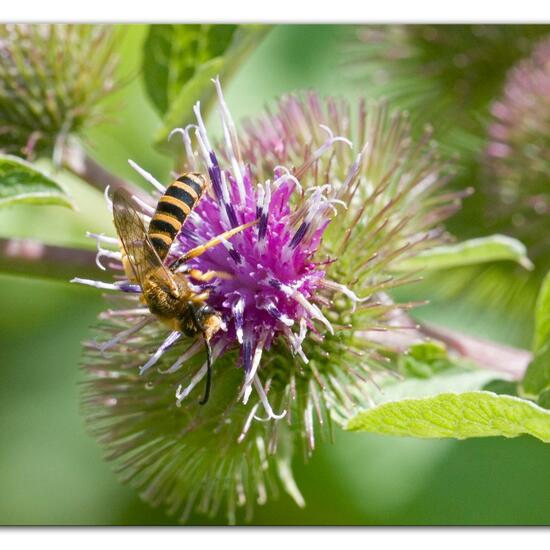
[0,24,119,158]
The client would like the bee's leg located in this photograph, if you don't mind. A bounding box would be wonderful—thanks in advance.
[190,291,210,303]
[186,268,233,281]
[170,219,258,270]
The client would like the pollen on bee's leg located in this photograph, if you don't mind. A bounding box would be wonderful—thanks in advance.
[187,269,233,282]
[139,330,181,375]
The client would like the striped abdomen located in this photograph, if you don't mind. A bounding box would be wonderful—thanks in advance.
[148,173,206,259]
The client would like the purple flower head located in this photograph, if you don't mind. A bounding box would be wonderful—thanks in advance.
[86,79,361,417]
[171,102,352,399]
[76,79,462,522]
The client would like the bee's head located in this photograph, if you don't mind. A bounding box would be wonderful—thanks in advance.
[182,303,222,340]
[195,304,222,341]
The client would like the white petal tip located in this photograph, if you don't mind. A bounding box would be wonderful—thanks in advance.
[168,128,185,141]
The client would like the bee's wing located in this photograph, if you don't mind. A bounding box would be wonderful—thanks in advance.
[112,189,176,292]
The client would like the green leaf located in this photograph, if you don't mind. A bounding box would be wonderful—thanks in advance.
[154,57,225,145]
[538,389,550,409]
[391,235,533,272]
[521,270,550,399]
[399,341,453,378]
[373,366,500,405]
[522,343,550,398]
[481,378,518,396]
[143,24,239,116]
[142,24,270,151]
[0,155,74,209]
[346,391,550,443]
[533,270,550,354]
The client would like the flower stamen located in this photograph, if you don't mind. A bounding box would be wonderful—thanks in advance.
[97,317,152,353]
[71,277,141,293]
[175,341,224,404]
[158,339,203,374]
[139,330,181,375]
[252,375,287,422]
[128,159,166,193]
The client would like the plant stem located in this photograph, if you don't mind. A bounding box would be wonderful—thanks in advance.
[0,236,534,380]
[0,237,103,282]
[61,141,151,202]
[365,315,531,380]
[419,322,531,380]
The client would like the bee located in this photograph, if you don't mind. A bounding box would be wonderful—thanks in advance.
[112,173,256,404]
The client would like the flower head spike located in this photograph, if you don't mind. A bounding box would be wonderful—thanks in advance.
[485,36,550,262]
[78,79,464,523]
[0,24,120,159]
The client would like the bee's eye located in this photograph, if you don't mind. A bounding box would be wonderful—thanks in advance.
[197,305,215,321]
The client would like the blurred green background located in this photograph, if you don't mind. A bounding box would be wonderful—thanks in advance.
[1,25,550,525]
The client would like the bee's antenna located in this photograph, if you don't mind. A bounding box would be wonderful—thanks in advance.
[190,305,213,406]
[199,336,212,405]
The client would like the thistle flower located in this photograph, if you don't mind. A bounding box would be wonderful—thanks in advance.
[347,25,548,157]
[0,24,119,159]
[346,25,550,330]
[76,79,463,523]
[485,36,550,261]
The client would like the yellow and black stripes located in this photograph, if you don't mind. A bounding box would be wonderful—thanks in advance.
[148,173,206,259]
